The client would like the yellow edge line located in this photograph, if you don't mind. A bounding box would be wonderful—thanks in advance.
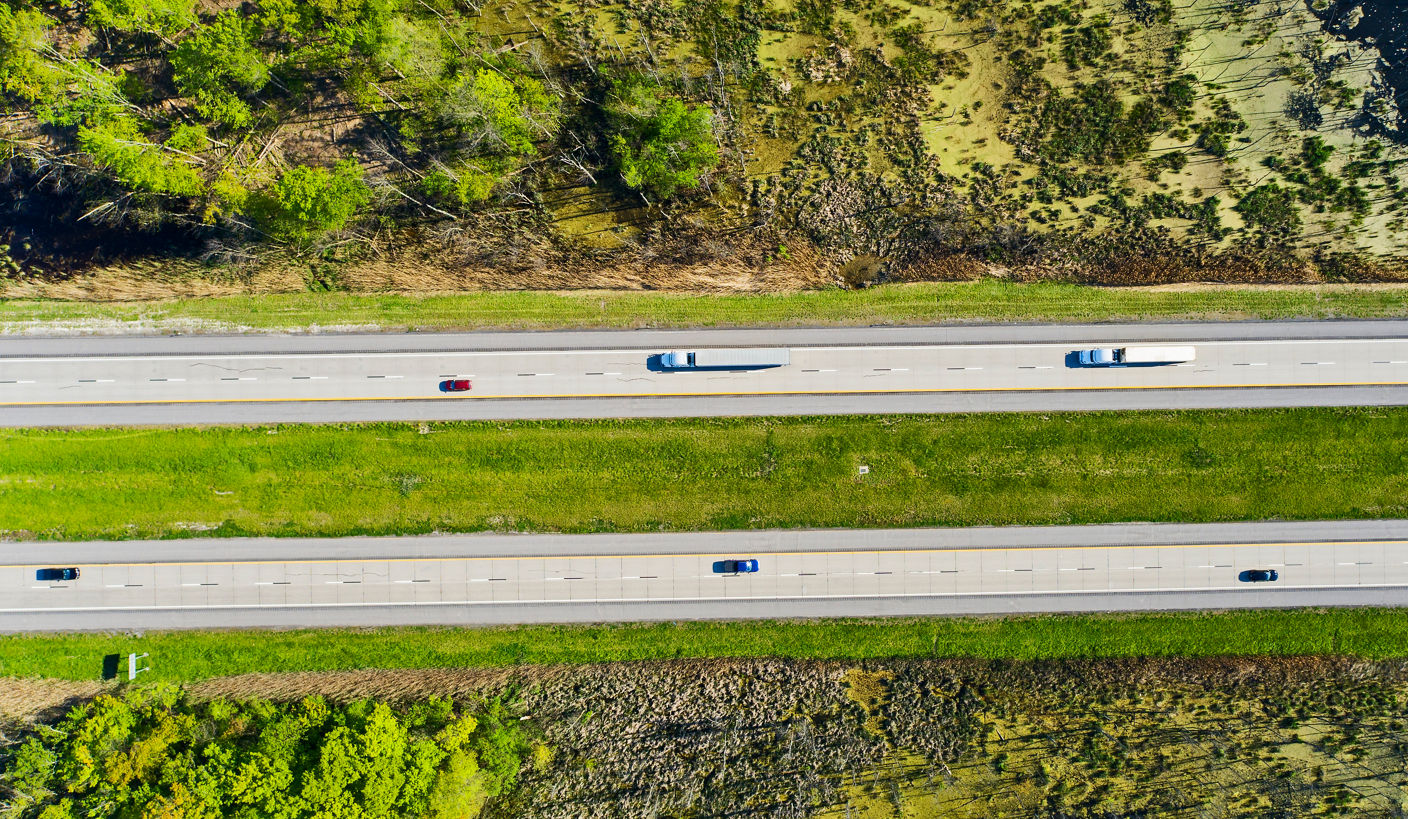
[4,540,1403,570]
[1,380,1408,407]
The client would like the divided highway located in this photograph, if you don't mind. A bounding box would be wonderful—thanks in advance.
[1,321,1407,424]
[3,520,1406,630]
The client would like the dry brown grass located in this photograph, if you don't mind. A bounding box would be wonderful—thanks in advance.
[0,232,838,301]
[0,677,111,722]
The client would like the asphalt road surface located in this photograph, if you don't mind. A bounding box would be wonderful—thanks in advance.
[3,520,1404,631]
[2,321,1407,425]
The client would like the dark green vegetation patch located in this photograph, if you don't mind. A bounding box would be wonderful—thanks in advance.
[2,408,1406,540]
[0,686,527,818]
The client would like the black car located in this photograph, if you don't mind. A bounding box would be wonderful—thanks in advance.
[1238,569,1279,583]
[36,567,80,581]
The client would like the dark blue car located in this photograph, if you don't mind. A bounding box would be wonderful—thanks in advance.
[36,567,79,581]
[1239,569,1279,583]
[714,559,759,574]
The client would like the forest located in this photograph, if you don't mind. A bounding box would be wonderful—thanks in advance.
[0,0,1405,291]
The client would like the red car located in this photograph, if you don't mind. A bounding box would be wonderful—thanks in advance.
[440,379,472,392]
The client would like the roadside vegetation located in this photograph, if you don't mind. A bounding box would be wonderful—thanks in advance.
[6,281,1408,334]
[7,609,1408,683]
[0,0,1405,296]
[0,685,527,819]
[2,408,1406,540]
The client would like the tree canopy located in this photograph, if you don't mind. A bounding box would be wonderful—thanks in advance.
[0,686,526,819]
[170,11,269,128]
[254,160,372,242]
[605,73,719,201]
[76,116,205,196]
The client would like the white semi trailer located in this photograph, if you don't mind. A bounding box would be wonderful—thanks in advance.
[660,348,791,369]
[1079,346,1196,366]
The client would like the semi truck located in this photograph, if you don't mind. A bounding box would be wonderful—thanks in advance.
[1079,345,1196,366]
[660,348,791,369]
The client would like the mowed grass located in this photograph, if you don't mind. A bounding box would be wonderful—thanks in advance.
[5,609,1408,682]
[2,408,1407,540]
[5,281,1408,332]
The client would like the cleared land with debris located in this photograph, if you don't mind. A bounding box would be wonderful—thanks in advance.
[1,0,1406,298]
[7,652,1408,817]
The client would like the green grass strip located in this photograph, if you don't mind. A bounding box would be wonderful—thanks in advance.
[4,610,1408,682]
[5,281,1408,332]
[3,408,1407,540]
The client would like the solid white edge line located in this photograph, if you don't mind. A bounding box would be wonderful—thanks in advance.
[4,581,1406,614]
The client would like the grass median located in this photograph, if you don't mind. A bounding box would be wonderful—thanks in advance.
[1,408,1406,540]
[5,281,1408,333]
[4,609,1408,682]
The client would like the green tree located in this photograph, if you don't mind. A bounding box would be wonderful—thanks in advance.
[86,0,197,36]
[255,160,371,242]
[171,11,268,128]
[605,74,719,200]
[438,68,556,156]
[258,0,396,70]
[77,116,205,196]
[425,751,489,819]
[0,4,70,112]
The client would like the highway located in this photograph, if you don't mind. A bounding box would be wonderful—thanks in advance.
[3,520,1405,631]
[1,321,1407,425]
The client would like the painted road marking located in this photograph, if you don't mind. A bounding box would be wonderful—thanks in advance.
[5,540,1400,572]
[8,579,1408,615]
[6,377,1408,407]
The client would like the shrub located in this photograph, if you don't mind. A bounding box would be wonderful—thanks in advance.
[605,73,719,200]
[422,164,498,207]
[1037,81,1161,165]
[1235,183,1301,235]
[254,160,371,242]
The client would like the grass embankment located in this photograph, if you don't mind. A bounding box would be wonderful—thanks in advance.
[5,281,1408,333]
[5,610,1408,682]
[2,408,1405,540]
